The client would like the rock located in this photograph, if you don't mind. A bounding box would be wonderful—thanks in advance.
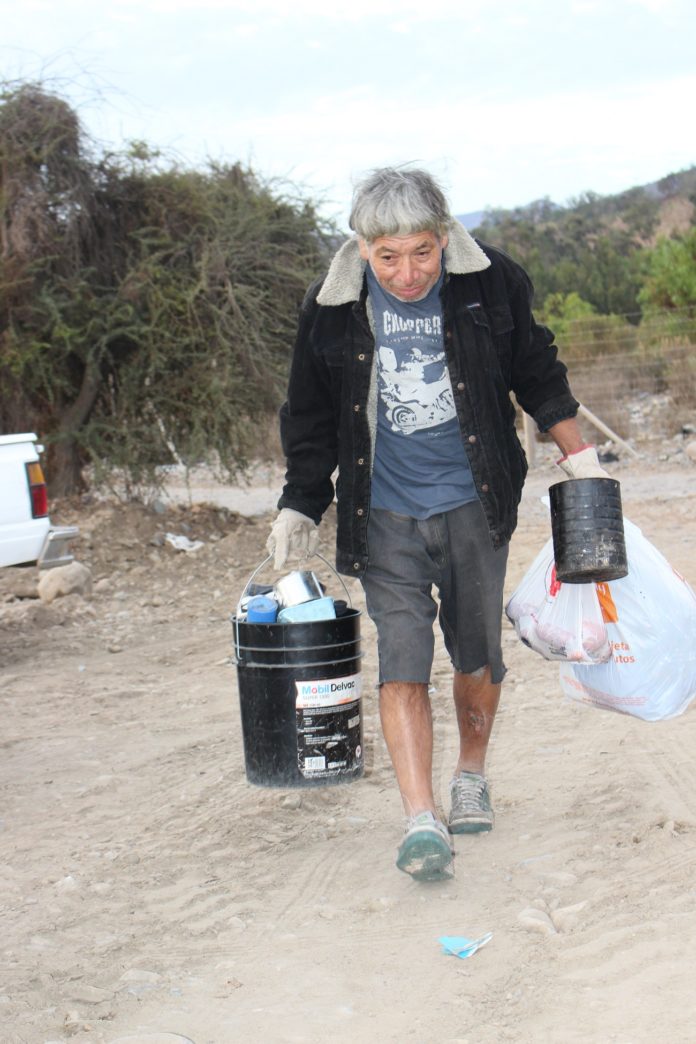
[517,907,557,935]
[280,793,302,810]
[118,968,162,984]
[6,572,39,599]
[360,897,392,914]
[63,1009,89,1036]
[69,982,114,1004]
[684,440,696,463]
[528,897,550,912]
[38,562,93,605]
[550,901,587,933]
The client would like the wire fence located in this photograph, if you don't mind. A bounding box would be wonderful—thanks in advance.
[528,304,696,448]
[566,343,695,444]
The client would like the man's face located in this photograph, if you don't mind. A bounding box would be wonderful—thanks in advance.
[358,230,448,303]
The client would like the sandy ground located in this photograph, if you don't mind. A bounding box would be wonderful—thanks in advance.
[2,446,696,1044]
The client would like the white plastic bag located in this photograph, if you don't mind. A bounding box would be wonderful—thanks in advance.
[559,518,696,721]
[506,539,611,664]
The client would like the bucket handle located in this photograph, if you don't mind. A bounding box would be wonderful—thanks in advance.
[234,552,354,655]
[237,552,352,611]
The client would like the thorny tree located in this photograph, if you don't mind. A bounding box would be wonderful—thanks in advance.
[0,83,333,495]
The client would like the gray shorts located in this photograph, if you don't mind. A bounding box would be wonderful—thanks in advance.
[361,501,509,685]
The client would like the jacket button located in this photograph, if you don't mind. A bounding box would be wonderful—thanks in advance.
[457,382,465,391]
[353,562,360,570]
[358,353,366,361]
[468,434,477,443]
[357,457,365,465]
[357,508,364,516]
[353,404,360,412]
[445,330,452,340]
[481,483,490,492]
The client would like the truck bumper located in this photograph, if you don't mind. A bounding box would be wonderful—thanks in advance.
[38,525,80,570]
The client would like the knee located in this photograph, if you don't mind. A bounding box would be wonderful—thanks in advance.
[380,680,429,706]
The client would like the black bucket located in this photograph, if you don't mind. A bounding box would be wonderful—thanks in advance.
[233,609,364,787]
[549,477,628,583]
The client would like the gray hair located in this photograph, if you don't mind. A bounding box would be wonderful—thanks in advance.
[349,166,451,242]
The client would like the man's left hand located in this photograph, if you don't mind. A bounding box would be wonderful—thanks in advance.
[556,445,611,480]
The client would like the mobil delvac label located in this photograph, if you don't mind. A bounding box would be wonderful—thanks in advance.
[295,673,363,779]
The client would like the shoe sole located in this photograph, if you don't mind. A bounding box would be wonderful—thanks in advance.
[448,818,493,835]
[396,830,454,881]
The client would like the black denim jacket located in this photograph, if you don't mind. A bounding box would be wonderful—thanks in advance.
[278,227,578,577]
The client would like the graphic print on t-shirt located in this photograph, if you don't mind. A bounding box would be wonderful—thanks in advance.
[377,339,456,434]
[366,261,477,518]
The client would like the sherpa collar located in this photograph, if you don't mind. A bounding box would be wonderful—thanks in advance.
[316,220,491,307]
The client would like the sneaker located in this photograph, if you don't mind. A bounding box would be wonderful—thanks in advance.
[396,811,454,881]
[448,771,494,834]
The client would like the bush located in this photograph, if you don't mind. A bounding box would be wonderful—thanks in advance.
[0,83,334,494]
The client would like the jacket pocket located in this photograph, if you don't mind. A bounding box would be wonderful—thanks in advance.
[468,303,514,379]
[314,340,346,418]
[316,340,346,368]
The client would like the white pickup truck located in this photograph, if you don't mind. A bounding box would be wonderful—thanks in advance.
[0,433,78,569]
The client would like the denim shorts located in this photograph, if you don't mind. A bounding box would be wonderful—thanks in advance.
[360,501,509,685]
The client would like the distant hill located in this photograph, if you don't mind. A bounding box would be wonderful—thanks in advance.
[456,166,696,316]
[462,167,696,244]
[456,210,485,230]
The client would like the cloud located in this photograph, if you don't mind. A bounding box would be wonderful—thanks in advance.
[181,71,696,219]
[2,0,693,223]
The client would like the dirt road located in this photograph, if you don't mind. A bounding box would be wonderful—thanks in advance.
[2,453,696,1044]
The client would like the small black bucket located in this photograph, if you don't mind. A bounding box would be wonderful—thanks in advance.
[549,477,628,583]
[233,570,364,787]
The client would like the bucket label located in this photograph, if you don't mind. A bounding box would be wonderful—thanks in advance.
[295,672,362,708]
[295,673,363,779]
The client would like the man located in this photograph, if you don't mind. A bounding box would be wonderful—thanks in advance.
[267,167,608,881]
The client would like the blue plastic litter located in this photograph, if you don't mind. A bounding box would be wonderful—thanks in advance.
[439,932,493,959]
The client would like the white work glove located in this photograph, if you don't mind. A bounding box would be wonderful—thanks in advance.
[266,508,319,570]
[556,445,611,480]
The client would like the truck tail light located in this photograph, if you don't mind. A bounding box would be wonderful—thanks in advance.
[26,461,49,518]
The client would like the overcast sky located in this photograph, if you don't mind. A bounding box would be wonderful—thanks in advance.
[2,0,694,228]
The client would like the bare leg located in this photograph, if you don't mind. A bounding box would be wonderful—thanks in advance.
[379,681,436,818]
[452,667,501,776]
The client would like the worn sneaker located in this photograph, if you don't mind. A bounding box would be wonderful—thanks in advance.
[448,771,494,834]
[396,811,454,881]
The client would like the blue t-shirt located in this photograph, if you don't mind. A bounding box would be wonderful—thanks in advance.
[366,263,477,518]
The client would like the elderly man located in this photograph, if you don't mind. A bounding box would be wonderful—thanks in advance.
[268,167,607,881]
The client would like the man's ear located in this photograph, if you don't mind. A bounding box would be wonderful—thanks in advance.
[358,238,370,261]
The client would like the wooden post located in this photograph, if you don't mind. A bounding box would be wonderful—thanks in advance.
[577,402,639,458]
[522,412,536,466]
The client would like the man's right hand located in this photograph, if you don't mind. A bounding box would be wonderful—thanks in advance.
[266,508,319,570]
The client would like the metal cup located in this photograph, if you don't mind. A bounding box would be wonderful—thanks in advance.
[273,570,324,608]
